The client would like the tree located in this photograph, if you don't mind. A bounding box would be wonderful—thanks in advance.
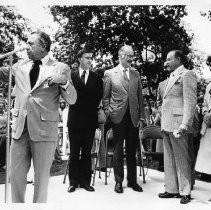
[0,6,31,98]
[50,5,193,98]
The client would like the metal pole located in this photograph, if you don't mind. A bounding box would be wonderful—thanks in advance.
[5,55,13,203]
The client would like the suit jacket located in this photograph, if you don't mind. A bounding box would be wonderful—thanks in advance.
[0,57,77,141]
[200,82,211,135]
[67,70,103,130]
[156,79,167,112]
[161,66,197,132]
[102,64,145,127]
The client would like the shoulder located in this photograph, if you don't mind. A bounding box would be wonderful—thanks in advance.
[13,58,29,68]
[159,79,167,87]
[183,69,197,80]
[104,66,117,76]
[90,70,103,82]
[55,61,69,69]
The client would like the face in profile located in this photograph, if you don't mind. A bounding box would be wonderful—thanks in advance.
[165,51,180,72]
[27,34,47,60]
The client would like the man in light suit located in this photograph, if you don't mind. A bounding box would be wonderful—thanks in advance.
[158,50,197,204]
[103,45,145,193]
[0,30,77,203]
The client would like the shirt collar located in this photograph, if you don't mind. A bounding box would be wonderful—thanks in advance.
[79,68,89,76]
[119,64,130,72]
[41,54,50,65]
[172,65,184,76]
[27,54,50,66]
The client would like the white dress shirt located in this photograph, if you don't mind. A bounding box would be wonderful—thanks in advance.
[119,64,130,79]
[79,68,89,84]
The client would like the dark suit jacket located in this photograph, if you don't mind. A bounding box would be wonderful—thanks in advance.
[67,70,103,130]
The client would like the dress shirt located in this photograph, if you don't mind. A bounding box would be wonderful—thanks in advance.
[119,64,130,80]
[79,68,89,84]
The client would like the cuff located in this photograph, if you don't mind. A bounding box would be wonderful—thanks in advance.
[60,80,69,90]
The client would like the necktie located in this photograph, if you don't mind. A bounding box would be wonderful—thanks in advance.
[123,69,129,82]
[30,60,42,88]
[81,70,86,84]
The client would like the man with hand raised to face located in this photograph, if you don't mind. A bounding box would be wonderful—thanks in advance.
[103,45,145,193]
[67,47,103,193]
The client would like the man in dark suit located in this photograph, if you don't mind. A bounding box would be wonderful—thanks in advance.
[102,45,145,193]
[67,47,103,193]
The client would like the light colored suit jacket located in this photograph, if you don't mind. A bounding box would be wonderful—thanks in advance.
[0,57,77,141]
[201,82,211,135]
[156,79,167,112]
[161,66,197,132]
[102,64,145,127]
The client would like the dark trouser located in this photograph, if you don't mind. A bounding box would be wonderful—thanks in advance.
[68,128,95,186]
[0,135,6,166]
[111,108,139,184]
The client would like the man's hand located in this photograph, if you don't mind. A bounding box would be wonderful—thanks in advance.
[203,112,211,127]
[178,124,188,135]
[137,119,146,129]
[47,74,67,86]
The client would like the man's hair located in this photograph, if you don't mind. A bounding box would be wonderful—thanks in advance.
[171,50,186,64]
[118,45,133,57]
[31,30,51,52]
[77,46,93,59]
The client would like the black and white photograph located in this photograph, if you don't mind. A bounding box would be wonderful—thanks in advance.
[0,0,211,209]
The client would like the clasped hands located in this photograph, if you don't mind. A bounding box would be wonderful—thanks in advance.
[173,124,188,138]
[203,112,211,127]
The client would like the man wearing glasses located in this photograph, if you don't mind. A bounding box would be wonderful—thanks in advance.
[103,45,145,193]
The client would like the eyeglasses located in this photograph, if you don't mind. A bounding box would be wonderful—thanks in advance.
[84,57,93,60]
[123,54,134,59]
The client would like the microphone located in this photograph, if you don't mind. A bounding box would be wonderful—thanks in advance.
[0,46,29,60]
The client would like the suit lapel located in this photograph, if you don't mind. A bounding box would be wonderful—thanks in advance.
[129,70,136,92]
[31,59,57,91]
[116,65,128,92]
[164,68,184,97]
[22,61,32,93]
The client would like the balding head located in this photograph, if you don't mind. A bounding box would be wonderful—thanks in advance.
[118,45,134,68]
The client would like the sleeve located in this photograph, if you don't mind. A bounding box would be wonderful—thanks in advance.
[60,64,77,105]
[156,83,163,114]
[202,84,210,115]
[182,70,197,127]
[137,73,146,120]
[102,70,111,117]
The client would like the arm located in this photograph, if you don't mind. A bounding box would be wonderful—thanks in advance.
[179,70,197,133]
[60,66,77,105]
[96,76,104,108]
[48,64,77,105]
[138,75,145,120]
[137,74,146,127]
[102,71,111,118]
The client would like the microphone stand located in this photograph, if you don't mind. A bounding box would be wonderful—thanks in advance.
[5,55,13,203]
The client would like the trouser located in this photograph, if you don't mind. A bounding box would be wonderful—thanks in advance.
[163,131,192,195]
[68,128,95,186]
[112,108,139,184]
[10,128,57,203]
